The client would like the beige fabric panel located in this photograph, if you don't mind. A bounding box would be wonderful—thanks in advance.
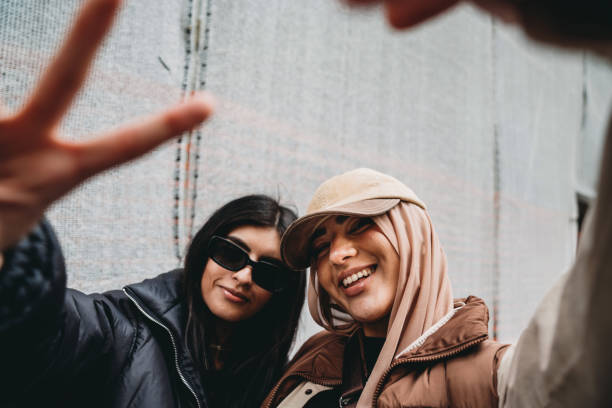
[1,1,609,348]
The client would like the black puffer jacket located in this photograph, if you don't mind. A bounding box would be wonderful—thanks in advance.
[0,221,209,408]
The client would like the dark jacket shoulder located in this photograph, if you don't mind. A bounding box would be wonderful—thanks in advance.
[0,220,205,407]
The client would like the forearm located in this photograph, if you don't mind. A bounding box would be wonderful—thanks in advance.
[497,116,612,407]
[0,220,68,402]
[0,220,66,333]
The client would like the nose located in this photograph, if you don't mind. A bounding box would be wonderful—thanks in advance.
[329,235,357,265]
[233,266,253,286]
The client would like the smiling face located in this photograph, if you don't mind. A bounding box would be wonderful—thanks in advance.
[311,215,400,336]
[201,225,279,322]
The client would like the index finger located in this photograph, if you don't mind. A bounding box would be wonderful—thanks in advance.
[72,93,215,180]
[16,0,121,132]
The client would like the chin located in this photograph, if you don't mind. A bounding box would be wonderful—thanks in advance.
[216,314,243,322]
[354,314,386,324]
[348,307,386,324]
[346,300,392,327]
[212,310,248,322]
[207,303,246,322]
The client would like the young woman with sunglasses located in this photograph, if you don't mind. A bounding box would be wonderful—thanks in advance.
[0,194,305,407]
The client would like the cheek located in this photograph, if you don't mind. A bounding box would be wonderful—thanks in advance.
[380,255,400,301]
[316,266,336,295]
[366,230,399,271]
[385,252,400,283]
[251,288,273,311]
[200,260,221,300]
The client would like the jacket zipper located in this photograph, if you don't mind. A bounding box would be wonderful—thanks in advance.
[262,373,341,408]
[371,335,488,407]
[123,288,202,408]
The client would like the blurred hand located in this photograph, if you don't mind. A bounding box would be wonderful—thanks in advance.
[0,0,214,250]
[343,0,461,28]
[344,0,523,28]
[342,0,612,55]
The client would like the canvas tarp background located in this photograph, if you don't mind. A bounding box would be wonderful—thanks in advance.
[1,0,611,347]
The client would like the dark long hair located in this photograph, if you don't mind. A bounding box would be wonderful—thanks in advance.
[183,195,306,407]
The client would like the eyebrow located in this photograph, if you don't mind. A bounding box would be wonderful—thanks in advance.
[226,236,251,252]
[311,216,349,242]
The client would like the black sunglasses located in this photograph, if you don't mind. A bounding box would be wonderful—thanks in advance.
[208,235,291,293]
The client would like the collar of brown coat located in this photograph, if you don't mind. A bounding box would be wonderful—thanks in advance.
[262,296,490,408]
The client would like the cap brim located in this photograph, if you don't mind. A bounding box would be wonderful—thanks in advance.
[281,198,399,269]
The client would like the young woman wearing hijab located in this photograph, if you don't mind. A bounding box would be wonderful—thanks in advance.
[335,1,612,406]
[0,194,306,408]
[262,168,508,408]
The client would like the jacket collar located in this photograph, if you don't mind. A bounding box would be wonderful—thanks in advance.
[395,296,490,360]
[124,269,186,337]
[284,296,489,399]
[123,269,208,404]
[334,296,491,408]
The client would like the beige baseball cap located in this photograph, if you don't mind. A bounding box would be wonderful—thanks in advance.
[281,168,426,269]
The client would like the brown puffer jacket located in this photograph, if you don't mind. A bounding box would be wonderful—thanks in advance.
[262,296,509,408]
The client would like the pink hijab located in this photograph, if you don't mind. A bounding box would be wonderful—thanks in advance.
[307,202,454,407]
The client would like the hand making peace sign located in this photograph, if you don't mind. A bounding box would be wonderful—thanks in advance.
[0,0,214,250]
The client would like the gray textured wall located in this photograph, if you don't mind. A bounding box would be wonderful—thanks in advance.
[1,0,611,348]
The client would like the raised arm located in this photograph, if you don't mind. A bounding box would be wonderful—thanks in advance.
[0,1,214,401]
[496,116,612,407]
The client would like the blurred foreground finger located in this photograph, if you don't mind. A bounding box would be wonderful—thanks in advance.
[342,0,382,5]
[74,93,215,178]
[18,0,121,132]
[384,0,460,28]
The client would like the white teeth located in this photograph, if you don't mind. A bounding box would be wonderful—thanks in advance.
[341,267,374,288]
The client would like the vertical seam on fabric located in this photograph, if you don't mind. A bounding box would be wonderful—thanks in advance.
[173,0,195,263]
[580,52,588,139]
[173,0,212,262]
[490,17,501,342]
[187,0,213,242]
